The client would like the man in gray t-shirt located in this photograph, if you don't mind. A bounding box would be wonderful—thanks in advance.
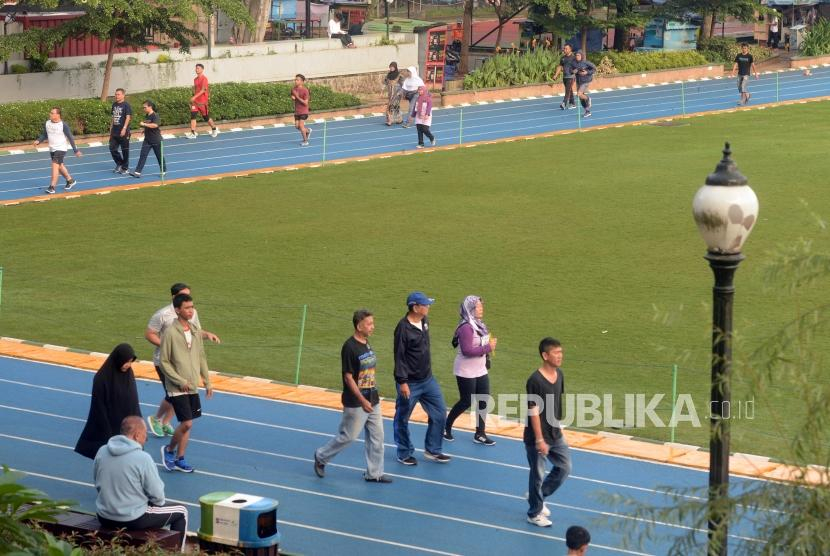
[144,283,220,437]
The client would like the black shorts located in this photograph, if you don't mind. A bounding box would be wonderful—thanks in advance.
[50,151,66,164]
[154,366,171,401]
[294,114,308,121]
[169,394,202,422]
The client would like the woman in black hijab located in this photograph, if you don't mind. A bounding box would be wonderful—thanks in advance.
[75,343,141,459]
[384,62,404,126]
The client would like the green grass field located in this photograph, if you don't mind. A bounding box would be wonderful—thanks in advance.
[1,103,828,461]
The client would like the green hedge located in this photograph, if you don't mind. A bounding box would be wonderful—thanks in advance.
[0,82,360,144]
[588,50,708,73]
[697,37,774,65]
[463,48,710,90]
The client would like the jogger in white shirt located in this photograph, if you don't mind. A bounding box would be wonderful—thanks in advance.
[33,107,82,194]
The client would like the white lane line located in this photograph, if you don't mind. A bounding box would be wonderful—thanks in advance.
[0,435,649,554]
[9,465,461,555]
[0,386,763,504]
[8,149,25,155]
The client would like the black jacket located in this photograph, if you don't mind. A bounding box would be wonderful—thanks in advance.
[393,316,432,384]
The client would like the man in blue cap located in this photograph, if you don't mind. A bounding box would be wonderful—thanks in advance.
[393,291,451,465]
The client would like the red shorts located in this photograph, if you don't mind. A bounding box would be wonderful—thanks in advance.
[190,103,209,119]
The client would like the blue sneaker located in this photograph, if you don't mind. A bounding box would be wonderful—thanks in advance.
[160,446,176,471]
[174,457,194,473]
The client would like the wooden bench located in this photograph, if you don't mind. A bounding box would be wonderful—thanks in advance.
[35,509,183,551]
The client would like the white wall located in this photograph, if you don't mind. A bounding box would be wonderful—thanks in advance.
[0,33,418,102]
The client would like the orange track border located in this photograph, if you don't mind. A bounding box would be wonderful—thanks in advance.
[0,338,825,485]
[3,95,829,208]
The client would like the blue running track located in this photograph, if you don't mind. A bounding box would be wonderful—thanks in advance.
[0,68,828,203]
[0,356,771,555]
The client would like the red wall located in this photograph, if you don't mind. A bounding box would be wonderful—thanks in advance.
[23,15,144,58]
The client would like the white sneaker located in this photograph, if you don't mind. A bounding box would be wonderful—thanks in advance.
[210,128,219,138]
[430,139,436,147]
[524,492,550,517]
[186,132,198,139]
[527,513,552,527]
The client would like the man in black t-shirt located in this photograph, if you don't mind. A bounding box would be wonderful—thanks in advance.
[129,101,167,178]
[524,337,571,527]
[109,88,132,174]
[731,43,758,106]
[314,310,391,483]
[553,44,577,110]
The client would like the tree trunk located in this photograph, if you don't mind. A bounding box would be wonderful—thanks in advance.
[612,0,630,52]
[460,0,474,75]
[241,0,269,43]
[580,25,588,53]
[99,30,117,101]
[709,12,717,39]
[494,5,505,48]
[701,13,713,39]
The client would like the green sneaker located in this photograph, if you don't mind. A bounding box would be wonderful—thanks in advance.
[162,423,176,437]
[147,416,164,438]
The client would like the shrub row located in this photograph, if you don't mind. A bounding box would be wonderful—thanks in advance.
[463,48,710,90]
[588,50,708,73]
[697,37,774,65]
[0,82,361,144]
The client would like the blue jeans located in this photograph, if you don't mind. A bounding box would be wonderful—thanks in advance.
[393,376,447,459]
[525,434,571,517]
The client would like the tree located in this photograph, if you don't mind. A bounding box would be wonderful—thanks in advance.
[658,0,761,39]
[486,0,531,49]
[460,0,474,75]
[604,217,830,554]
[529,0,609,53]
[0,0,253,101]
[611,0,640,51]
[234,0,271,44]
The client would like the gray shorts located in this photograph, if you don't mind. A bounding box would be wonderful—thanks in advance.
[577,82,591,94]
[737,75,749,93]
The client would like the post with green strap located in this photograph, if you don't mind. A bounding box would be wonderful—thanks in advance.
[160,141,166,186]
[681,82,686,116]
[577,104,582,130]
[458,107,463,145]
[294,304,308,385]
[670,364,679,443]
[322,120,328,164]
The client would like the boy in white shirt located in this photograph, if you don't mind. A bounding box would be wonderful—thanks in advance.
[33,107,82,194]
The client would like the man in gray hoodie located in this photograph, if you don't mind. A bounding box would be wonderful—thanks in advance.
[94,416,188,552]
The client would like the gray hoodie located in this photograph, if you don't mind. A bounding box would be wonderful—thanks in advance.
[94,435,165,522]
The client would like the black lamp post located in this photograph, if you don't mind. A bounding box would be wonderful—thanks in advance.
[692,143,759,556]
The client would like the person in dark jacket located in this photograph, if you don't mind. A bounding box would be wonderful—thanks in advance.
[392,291,451,466]
[75,343,141,459]
[572,51,596,118]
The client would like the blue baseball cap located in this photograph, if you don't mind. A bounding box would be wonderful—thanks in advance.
[406,291,435,306]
